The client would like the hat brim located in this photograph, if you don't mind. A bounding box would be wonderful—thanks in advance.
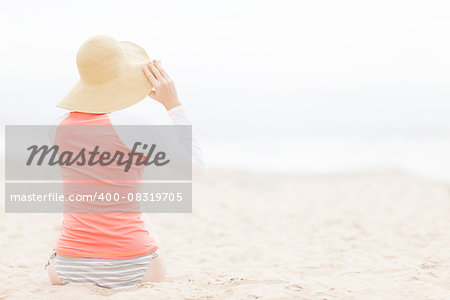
[56,41,152,114]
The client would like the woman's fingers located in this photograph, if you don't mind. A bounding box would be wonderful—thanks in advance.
[148,61,162,80]
[153,60,171,81]
[142,65,157,87]
[143,60,175,101]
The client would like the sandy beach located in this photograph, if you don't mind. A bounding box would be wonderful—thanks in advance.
[1,168,450,299]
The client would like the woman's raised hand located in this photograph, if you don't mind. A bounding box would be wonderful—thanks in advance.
[142,60,181,110]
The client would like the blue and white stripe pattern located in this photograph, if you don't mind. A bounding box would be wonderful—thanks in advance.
[54,250,158,289]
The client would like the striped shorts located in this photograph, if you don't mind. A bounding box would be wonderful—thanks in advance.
[48,250,159,289]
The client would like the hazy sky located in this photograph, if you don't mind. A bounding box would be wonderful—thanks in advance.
[1,0,450,135]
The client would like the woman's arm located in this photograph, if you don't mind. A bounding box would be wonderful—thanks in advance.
[143,61,207,176]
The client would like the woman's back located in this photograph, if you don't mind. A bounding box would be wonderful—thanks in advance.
[54,112,157,259]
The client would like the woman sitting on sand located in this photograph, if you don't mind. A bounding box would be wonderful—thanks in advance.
[46,36,206,289]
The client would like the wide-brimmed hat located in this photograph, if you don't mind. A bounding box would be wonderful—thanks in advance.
[57,35,152,113]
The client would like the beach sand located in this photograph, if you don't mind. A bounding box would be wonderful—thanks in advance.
[1,169,450,299]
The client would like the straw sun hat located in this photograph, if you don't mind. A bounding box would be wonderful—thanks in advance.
[57,36,153,113]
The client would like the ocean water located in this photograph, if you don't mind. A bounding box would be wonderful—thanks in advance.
[203,132,450,183]
[184,88,450,183]
[1,99,449,183]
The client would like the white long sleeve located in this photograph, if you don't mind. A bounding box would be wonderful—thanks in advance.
[167,105,207,176]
